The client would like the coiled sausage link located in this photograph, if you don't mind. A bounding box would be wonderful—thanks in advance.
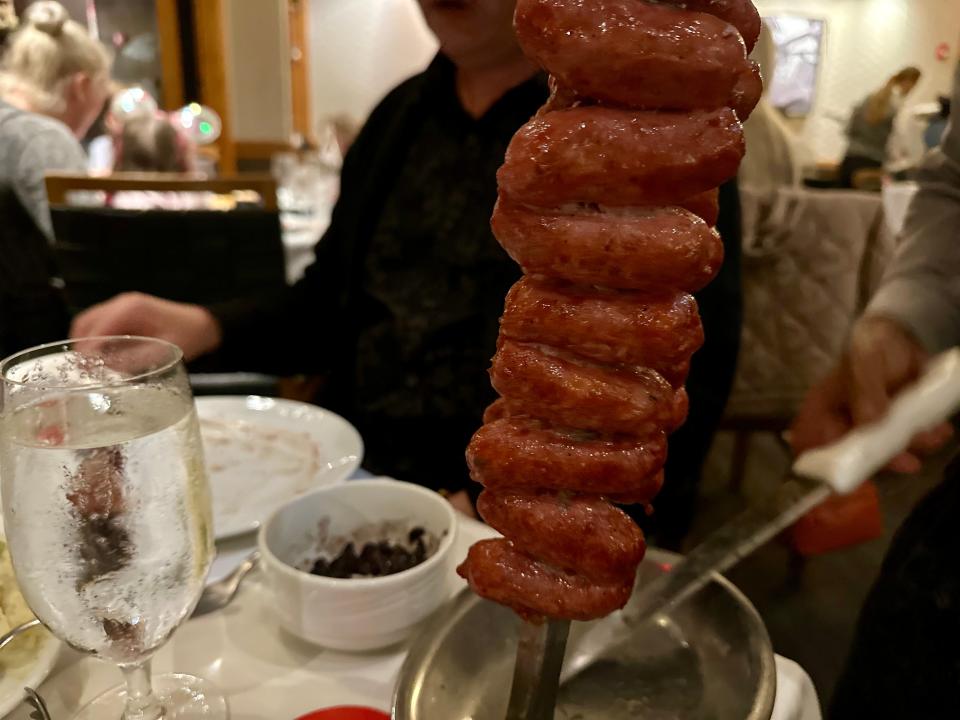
[458,0,756,622]
[460,539,635,621]
[490,340,686,437]
[477,490,645,585]
[668,0,761,51]
[468,416,667,500]
[498,107,745,207]
[515,0,749,112]
[500,277,703,386]
[493,201,724,294]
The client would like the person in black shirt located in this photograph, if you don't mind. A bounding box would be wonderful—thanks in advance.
[72,0,742,540]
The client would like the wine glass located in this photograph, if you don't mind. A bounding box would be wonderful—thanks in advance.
[0,337,226,719]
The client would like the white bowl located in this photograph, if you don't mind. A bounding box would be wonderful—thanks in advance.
[258,478,458,651]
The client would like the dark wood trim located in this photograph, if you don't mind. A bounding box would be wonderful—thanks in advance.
[288,0,312,140]
[192,0,236,173]
[45,172,277,211]
[155,0,186,110]
[236,140,294,161]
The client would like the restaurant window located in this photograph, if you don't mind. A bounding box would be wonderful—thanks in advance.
[766,15,826,118]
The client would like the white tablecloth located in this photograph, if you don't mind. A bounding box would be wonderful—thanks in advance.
[10,513,820,720]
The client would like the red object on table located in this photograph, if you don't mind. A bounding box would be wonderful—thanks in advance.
[787,480,884,556]
[295,708,389,720]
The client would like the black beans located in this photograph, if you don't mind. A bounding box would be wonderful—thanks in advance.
[309,526,432,579]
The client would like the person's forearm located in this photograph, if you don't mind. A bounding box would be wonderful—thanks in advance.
[867,62,960,351]
[866,275,960,353]
[866,174,960,352]
[196,307,224,357]
[206,261,340,378]
[206,291,302,375]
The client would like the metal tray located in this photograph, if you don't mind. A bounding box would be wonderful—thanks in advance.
[393,548,776,720]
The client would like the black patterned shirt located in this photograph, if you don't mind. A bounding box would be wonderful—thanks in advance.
[214,56,547,491]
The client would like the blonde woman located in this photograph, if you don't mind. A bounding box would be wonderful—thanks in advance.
[840,66,922,188]
[1,1,110,234]
[0,0,110,354]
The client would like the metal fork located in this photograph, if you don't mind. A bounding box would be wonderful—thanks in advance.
[192,551,260,617]
[0,551,261,651]
[24,687,51,720]
[0,619,40,652]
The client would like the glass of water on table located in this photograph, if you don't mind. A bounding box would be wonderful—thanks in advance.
[0,337,225,719]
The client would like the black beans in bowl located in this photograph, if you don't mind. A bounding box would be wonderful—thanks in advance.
[309,527,437,579]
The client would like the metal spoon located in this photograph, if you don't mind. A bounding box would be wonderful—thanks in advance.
[0,551,261,649]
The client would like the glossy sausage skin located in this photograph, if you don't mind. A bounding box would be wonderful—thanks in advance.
[493,201,723,294]
[515,0,747,112]
[668,0,761,51]
[537,76,582,115]
[682,189,720,227]
[605,471,666,505]
[477,490,645,584]
[672,387,690,430]
[482,397,512,424]
[500,277,702,386]
[490,340,685,436]
[457,539,634,621]
[498,107,745,207]
[488,387,685,441]
[732,60,762,120]
[468,416,667,500]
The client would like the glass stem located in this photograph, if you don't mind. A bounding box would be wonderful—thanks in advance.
[120,660,163,720]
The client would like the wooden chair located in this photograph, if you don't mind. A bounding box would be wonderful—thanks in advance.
[45,172,283,311]
[45,172,278,211]
[44,172,285,395]
[722,186,895,491]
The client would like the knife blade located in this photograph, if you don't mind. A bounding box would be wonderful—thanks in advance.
[562,347,960,685]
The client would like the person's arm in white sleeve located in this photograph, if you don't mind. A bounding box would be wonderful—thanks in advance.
[867,61,960,353]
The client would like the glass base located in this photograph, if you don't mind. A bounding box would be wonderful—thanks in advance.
[72,673,229,720]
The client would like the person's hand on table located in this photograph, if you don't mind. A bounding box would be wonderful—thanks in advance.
[789,316,953,472]
[71,292,222,362]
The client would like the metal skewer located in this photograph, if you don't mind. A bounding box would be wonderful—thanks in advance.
[505,619,571,719]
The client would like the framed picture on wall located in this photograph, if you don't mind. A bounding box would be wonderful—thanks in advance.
[766,15,826,118]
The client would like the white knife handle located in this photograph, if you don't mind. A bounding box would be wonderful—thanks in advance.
[793,348,960,494]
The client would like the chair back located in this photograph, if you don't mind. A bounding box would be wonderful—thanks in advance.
[726,186,894,424]
[45,172,286,314]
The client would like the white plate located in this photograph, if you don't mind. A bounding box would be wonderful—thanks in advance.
[0,629,60,719]
[196,396,363,540]
[0,532,60,719]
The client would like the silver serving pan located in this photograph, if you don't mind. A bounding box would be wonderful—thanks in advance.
[393,547,775,720]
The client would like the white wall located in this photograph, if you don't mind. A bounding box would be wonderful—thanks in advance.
[302,0,959,159]
[223,0,294,142]
[755,0,960,161]
[307,0,438,129]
